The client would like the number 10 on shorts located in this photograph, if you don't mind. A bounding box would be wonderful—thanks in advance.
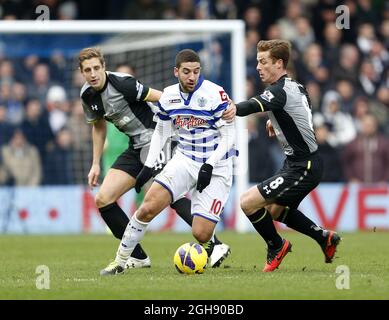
[210,199,222,215]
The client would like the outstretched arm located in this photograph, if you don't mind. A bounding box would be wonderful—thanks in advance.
[144,88,162,102]
[222,99,263,118]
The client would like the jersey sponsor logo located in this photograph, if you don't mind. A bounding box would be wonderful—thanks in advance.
[174,115,207,129]
[260,90,274,102]
[91,104,98,110]
[169,98,182,103]
[219,90,228,102]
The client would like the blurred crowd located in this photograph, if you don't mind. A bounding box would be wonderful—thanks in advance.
[0,0,388,186]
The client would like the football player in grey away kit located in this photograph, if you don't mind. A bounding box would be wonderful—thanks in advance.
[78,48,230,274]
[224,40,340,272]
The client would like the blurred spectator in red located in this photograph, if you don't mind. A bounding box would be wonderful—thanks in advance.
[342,113,389,183]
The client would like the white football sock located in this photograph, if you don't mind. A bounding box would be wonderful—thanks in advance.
[115,212,148,267]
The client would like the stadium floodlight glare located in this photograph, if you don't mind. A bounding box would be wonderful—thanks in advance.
[0,20,249,232]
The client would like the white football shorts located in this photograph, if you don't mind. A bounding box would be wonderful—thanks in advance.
[154,151,233,223]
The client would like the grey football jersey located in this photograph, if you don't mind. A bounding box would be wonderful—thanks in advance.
[80,71,156,149]
[250,75,317,160]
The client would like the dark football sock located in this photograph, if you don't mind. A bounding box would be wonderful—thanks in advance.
[248,208,283,250]
[99,202,147,259]
[201,240,214,257]
[170,197,193,226]
[276,207,326,245]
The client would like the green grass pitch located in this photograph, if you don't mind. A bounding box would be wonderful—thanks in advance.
[1,231,388,300]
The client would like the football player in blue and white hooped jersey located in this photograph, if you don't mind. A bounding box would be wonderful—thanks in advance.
[79,48,231,276]
[103,49,237,272]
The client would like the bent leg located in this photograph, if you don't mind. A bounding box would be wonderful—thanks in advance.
[240,186,283,250]
[192,215,216,244]
[96,169,136,239]
[96,168,135,208]
[115,181,171,267]
[136,181,173,222]
[96,169,148,260]
[240,185,267,215]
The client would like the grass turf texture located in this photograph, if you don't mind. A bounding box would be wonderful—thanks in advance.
[0,231,388,299]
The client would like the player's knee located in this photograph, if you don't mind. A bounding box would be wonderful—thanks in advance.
[240,192,255,215]
[266,204,284,220]
[137,202,156,222]
[95,192,113,208]
[192,228,212,244]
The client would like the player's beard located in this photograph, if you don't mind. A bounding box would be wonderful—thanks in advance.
[178,79,195,93]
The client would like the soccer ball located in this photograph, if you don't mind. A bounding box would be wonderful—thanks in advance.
[174,242,208,274]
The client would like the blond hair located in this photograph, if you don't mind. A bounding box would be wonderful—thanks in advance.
[78,47,105,70]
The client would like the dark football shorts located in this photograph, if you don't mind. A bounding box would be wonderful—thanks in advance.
[257,153,323,209]
[112,140,177,179]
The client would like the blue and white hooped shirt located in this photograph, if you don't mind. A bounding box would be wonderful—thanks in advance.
[157,76,238,164]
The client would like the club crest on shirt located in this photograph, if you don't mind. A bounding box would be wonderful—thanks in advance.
[174,115,207,129]
[197,97,207,107]
[260,90,274,102]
